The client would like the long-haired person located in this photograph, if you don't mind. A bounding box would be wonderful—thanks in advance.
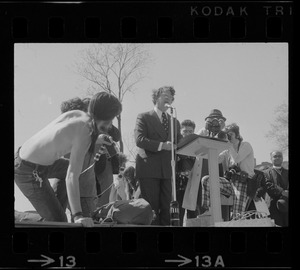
[15,92,122,227]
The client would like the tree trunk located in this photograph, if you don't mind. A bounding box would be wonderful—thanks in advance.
[117,115,124,153]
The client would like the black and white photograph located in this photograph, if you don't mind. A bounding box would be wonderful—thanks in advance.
[14,42,288,228]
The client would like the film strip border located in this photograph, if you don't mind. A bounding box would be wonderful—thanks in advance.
[1,2,293,41]
[3,228,291,268]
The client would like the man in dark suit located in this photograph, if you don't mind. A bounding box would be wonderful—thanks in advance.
[264,151,289,226]
[134,86,182,225]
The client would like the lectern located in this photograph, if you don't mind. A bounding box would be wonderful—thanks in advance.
[177,134,230,224]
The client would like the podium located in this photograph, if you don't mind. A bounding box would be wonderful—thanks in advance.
[177,134,230,224]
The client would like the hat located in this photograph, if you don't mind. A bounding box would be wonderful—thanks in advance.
[205,109,226,121]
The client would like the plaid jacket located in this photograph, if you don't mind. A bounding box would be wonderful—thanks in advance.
[202,177,248,218]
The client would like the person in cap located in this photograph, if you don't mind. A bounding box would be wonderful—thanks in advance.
[185,109,228,217]
[197,109,226,137]
[263,151,288,226]
[15,91,122,227]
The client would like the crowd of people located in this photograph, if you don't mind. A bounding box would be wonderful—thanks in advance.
[14,87,289,227]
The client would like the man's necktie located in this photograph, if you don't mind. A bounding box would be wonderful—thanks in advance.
[274,168,282,175]
[162,112,169,133]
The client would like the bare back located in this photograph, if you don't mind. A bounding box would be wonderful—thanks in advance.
[19,110,93,165]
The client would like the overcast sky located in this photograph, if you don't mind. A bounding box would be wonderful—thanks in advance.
[14,43,288,211]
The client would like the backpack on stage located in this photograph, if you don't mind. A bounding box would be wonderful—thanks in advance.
[92,198,153,225]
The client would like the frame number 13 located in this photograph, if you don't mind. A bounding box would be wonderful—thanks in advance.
[59,256,76,267]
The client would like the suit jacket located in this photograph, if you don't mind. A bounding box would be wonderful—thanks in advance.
[264,167,289,200]
[134,110,182,179]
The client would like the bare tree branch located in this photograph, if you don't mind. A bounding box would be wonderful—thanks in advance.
[75,43,152,152]
[266,102,288,156]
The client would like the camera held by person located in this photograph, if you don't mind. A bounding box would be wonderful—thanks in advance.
[102,135,120,159]
[224,164,249,183]
[205,118,227,140]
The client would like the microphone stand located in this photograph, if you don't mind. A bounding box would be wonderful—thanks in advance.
[169,106,180,226]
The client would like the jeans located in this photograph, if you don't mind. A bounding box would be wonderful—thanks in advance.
[49,178,68,212]
[50,180,97,218]
[14,148,69,222]
[81,197,97,218]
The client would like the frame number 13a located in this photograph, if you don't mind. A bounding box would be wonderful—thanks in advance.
[195,255,225,268]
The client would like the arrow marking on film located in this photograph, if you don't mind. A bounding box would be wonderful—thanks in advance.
[28,254,55,267]
[165,254,192,267]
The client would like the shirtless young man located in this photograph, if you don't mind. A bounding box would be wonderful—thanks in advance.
[15,91,122,227]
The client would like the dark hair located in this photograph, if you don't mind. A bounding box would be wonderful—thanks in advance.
[123,166,135,180]
[88,92,122,154]
[225,123,243,141]
[152,86,175,105]
[60,97,86,113]
[88,91,122,121]
[181,119,196,130]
